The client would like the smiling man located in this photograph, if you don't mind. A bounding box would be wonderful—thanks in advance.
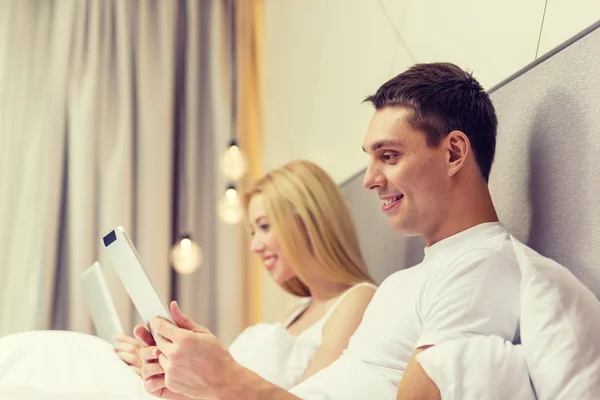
[139,62,521,400]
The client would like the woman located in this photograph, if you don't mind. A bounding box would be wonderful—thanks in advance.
[119,160,376,390]
[0,160,375,399]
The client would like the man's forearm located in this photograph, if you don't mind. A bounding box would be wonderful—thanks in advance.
[224,364,301,400]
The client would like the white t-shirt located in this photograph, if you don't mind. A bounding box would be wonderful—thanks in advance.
[291,222,521,399]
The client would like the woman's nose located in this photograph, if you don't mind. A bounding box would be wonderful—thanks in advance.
[250,235,265,253]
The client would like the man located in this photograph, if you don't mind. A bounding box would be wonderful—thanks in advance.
[137,62,521,400]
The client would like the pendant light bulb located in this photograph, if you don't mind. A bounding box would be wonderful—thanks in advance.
[170,235,203,274]
[220,140,249,180]
[218,185,243,224]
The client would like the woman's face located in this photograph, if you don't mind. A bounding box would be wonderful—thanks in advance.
[247,194,296,285]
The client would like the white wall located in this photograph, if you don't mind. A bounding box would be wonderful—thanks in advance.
[263,0,599,183]
[260,0,599,322]
[538,0,600,55]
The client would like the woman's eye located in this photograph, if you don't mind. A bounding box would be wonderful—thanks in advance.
[260,224,270,231]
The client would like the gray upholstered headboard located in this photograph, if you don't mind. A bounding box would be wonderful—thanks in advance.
[341,21,600,298]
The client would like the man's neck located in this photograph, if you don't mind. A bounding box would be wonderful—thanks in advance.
[425,186,499,247]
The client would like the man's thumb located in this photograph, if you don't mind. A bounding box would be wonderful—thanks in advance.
[170,301,201,332]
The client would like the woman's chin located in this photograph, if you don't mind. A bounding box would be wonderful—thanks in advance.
[269,269,293,285]
[266,266,280,281]
[272,272,286,285]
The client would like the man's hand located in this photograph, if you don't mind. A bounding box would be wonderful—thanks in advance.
[139,301,298,400]
[141,301,240,399]
[135,320,184,398]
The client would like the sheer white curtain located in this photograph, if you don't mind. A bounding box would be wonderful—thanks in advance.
[0,0,244,343]
[0,0,71,334]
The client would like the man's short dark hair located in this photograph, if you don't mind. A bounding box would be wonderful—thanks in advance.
[364,62,498,181]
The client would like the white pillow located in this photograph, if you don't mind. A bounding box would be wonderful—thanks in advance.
[512,237,600,400]
[416,335,535,400]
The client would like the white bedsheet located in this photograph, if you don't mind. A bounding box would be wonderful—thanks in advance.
[0,386,138,400]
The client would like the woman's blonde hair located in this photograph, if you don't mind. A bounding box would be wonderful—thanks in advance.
[243,160,374,297]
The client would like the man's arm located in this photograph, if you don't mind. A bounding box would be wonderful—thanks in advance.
[230,364,300,400]
[396,346,440,400]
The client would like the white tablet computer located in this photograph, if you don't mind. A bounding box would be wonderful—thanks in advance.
[102,226,174,330]
[80,262,124,345]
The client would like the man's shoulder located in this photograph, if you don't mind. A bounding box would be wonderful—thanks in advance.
[438,230,518,273]
[424,242,521,298]
[453,245,517,269]
[373,232,519,299]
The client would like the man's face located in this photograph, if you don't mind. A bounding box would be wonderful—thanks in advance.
[362,106,451,238]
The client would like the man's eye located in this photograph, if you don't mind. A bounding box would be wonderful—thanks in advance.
[381,153,399,161]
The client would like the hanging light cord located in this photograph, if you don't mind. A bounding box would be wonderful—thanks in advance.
[230,0,238,146]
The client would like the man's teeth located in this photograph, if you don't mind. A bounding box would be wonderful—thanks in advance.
[384,195,403,205]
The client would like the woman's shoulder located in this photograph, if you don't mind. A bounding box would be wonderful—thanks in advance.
[336,282,377,310]
[321,283,377,335]
[332,282,378,310]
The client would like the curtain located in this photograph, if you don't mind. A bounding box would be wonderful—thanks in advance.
[174,0,246,346]
[0,0,248,344]
[0,0,71,334]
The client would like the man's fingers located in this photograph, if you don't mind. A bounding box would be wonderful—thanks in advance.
[139,346,161,362]
[154,332,178,356]
[143,375,167,397]
[134,325,156,346]
[150,318,177,342]
[170,301,211,334]
[157,353,170,370]
[142,360,165,380]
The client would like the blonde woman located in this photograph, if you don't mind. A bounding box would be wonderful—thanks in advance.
[0,160,375,398]
[133,160,377,395]
[227,160,376,388]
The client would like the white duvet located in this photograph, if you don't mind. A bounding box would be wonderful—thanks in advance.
[0,331,534,400]
[0,330,153,399]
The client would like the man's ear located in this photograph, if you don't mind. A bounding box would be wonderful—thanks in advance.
[444,130,470,177]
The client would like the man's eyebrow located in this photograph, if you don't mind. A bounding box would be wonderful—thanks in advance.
[362,139,404,153]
